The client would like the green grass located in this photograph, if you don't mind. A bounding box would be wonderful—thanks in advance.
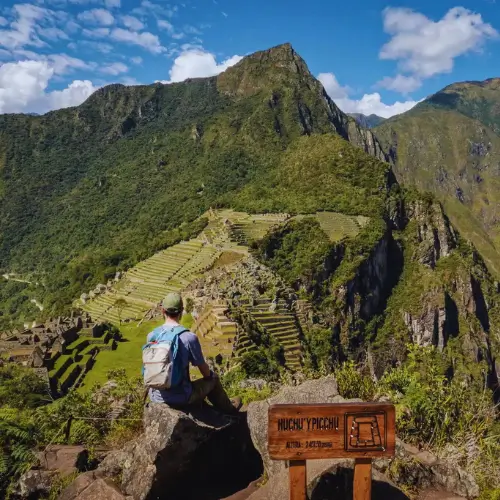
[79,314,194,390]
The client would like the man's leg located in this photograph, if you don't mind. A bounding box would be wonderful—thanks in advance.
[189,377,240,414]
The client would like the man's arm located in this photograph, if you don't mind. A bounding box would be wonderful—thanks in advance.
[198,361,212,379]
[187,334,214,379]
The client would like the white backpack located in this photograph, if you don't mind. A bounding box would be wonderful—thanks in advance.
[142,325,187,390]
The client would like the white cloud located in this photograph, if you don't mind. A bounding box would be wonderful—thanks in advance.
[46,80,96,110]
[157,19,184,39]
[48,54,93,74]
[82,27,110,38]
[131,56,142,64]
[0,59,97,114]
[381,7,498,79]
[132,1,176,18]
[166,49,243,83]
[105,0,121,8]
[100,61,128,75]
[77,8,114,26]
[157,19,173,32]
[110,28,163,53]
[75,40,114,53]
[222,12,228,18]
[377,74,422,94]
[318,72,419,118]
[121,15,144,31]
[0,17,8,27]
[38,26,69,41]
[0,4,49,50]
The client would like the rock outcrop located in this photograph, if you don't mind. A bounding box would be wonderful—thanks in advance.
[60,404,262,500]
[247,375,339,477]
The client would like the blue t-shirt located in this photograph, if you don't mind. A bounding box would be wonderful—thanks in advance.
[146,323,205,405]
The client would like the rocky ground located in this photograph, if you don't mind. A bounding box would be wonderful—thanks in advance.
[14,376,480,500]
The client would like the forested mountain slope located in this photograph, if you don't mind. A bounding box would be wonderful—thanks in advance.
[374,78,500,276]
[0,43,386,319]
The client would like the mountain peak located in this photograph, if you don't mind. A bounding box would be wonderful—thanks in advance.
[217,43,312,97]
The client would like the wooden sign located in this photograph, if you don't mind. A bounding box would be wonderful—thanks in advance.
[268,402,396,500]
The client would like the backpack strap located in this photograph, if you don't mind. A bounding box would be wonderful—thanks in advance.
[150,325,188,344]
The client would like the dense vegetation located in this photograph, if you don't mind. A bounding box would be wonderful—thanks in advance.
[0,44,387,326]
[375,78,500,277]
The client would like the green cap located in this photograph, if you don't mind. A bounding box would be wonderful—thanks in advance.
[162,292,183,314]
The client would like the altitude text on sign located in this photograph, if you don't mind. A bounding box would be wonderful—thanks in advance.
[268,402,395,460]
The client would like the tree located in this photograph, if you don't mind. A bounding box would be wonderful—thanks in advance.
[114,298,128,325]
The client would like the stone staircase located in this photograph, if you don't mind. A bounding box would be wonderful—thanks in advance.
[193,302,238,346]
[240,298,302,371]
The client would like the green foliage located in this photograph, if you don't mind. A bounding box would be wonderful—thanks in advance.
[0,49,390,323]
[0,363,52,408]
[257,218,333,289]
[240,346,284,380]
[335,361,376,400]
[302,326,337,374]
[0,408,38,496]
[379,345,499,492]
[375,84,500,277]
[221,367,273,405]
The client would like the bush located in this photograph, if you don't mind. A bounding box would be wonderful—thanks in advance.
[335,361,376,400]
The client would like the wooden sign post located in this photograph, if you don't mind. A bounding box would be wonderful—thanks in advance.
[268,402,395,500]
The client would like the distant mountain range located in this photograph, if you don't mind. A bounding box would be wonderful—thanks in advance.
[348,113,386,128]
[374,77,500,275]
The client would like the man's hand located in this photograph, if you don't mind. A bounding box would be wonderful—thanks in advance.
[198,362,214,380]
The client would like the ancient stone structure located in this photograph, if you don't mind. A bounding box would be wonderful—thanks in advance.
[0,312,109,395]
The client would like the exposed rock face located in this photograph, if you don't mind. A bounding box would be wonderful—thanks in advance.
[247,375,339,476]
[62,404,262,500]
[247,459,409,500]
[11,470,59,499]
[408,200,457,268]
[59,471,126,500]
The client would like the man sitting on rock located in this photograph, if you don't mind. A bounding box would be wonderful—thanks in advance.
[146,292,241,415]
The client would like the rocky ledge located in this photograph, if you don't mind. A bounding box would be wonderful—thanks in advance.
[53,377,479,500]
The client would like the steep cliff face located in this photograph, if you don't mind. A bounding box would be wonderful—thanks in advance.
[257,195,499,394]
[217,43,388,162]
[374,79,500,277]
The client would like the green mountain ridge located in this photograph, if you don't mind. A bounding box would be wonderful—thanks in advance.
[348,112,386,128]
[0,43,386,322]
[374,77,500,276]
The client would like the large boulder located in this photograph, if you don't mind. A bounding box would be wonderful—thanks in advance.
[59,471,126,500]
[63,403,262,500]
[247,375,340,476]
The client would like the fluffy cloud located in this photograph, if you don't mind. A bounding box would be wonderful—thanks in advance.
[48,53,94,74]
[377,74,422,93]
[77,9,114,26]
[318,72,419,118]
[166,49,243,83]
[121,15,144,31]
[110,28,163,53]
[381,7,498,79]
[100,61,128,75]
[131,56,142,64]
[105,0,121,8]
[0,4,49,50]
[0,60,96,114]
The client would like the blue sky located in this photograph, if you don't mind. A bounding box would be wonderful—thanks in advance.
[0,0,498,117]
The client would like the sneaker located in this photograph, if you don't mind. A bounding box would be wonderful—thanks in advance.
[230,397,242,411]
